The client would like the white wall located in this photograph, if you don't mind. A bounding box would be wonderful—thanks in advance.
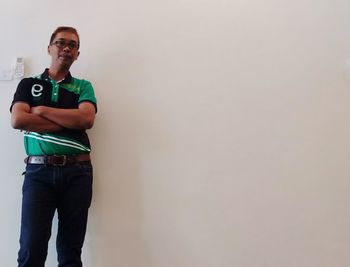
[1,0,350,266]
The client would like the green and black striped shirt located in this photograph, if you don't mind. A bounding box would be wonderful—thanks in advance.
[10,69,97,156]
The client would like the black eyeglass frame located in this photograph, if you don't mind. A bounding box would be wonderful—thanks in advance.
[51,39,79,50]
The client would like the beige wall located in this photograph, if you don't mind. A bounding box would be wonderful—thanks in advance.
[1,0,350,266]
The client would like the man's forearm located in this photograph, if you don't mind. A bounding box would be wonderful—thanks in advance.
[31,104,95,130]
[12,112,64,132]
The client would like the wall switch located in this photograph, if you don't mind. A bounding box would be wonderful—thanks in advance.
[0,69,13,81]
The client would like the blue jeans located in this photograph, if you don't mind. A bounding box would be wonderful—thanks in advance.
[18,162,93,267]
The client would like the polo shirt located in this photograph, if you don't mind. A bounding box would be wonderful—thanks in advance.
[10,69,97,156]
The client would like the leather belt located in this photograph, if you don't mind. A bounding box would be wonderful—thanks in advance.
[24,154,91,166]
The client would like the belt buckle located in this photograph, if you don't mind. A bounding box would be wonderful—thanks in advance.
[53,155,67,166]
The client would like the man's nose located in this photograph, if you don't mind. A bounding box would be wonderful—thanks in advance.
[63,45,72,52]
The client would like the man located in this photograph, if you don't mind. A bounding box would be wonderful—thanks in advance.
[10,26,97,267]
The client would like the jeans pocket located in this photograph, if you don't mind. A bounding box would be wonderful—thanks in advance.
[77,162,93,175]
[25,164,47,176]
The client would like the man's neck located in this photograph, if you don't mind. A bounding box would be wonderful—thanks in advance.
[48,67,69,82]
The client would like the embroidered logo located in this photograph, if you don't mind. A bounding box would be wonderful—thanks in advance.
[31,84,43,97]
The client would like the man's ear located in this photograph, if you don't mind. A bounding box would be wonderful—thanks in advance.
[47,45,51,55]
[75,51,80,60]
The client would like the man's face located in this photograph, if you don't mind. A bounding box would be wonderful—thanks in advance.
[48,31,80,68]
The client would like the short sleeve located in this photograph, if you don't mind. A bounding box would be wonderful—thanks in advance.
[10,78,33,112]
[78,80,97,112]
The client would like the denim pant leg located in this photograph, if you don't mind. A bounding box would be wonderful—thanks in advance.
[18,164,57,267]
[56,163,93,267]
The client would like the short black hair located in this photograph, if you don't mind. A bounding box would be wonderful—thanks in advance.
[49,26,80,48]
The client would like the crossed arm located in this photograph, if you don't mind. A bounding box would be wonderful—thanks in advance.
[11,102,96,132]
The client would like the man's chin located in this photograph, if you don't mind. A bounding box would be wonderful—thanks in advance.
[58,57,73,67]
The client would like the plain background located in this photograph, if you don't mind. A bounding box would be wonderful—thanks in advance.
[1,0,350,266]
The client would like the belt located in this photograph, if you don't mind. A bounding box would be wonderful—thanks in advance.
[24,154,91,166]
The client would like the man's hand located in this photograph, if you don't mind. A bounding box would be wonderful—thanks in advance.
[30,106,45,116]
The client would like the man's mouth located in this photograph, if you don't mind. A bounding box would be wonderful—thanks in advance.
[59,53,72,60]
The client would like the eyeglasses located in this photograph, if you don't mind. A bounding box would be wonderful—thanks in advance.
[51,39,79,50]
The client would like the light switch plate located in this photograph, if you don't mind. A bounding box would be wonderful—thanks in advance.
[0,69,13,81]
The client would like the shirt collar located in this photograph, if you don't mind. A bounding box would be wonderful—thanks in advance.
[41,68,72,83]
